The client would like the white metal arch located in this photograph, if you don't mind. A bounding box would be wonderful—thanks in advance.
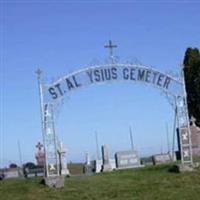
[36,63,193,179]
[46,64,182,103]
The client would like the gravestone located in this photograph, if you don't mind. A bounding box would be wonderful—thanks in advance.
[3,168,20,179]
[115,150,142,169]
[86,152,90,165]
[176,117,200,160]
[83,152,93,175]
[58,141,70,176]
[95,160,103,173]
[44,176,65,188]
[190,117,200,157]
[101,145,112,172]
[109,159,117,170]
[152,153,171,165]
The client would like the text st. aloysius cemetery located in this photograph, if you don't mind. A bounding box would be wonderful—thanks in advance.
[47,65,179,100]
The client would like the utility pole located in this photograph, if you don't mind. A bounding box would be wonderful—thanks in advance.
[129,126,134,151]
[17,140,23,167]
[95,131,100,160]
[165,122,170,154]
[172,102,177,161]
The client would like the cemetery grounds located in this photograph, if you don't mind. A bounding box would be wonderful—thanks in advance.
[0,164,200,200]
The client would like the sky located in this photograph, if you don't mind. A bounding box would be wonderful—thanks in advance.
[0,0,200,167]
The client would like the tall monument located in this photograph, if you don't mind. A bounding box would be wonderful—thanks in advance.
[35,142,45,167]
[57,141,70,176]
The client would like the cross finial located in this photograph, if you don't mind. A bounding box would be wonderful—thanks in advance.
[36,142,43,151]
[190,116,196,126]
[35,68,42,77]
[104,40,117,57]
[58,141,66,154]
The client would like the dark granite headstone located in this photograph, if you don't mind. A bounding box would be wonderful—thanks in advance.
[190,117,200,157]
[177,117,200,158]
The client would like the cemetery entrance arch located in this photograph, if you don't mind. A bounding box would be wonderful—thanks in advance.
[36,63,193,178]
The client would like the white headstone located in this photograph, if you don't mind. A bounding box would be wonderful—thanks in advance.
[95,160,103,173]
[58,141,70,176]
[85,152,90,165]
[101,145,112,172]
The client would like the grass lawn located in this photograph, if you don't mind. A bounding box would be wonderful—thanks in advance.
[0,164,200,200]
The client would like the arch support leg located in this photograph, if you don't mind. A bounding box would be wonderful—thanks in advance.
[176,96,193,170]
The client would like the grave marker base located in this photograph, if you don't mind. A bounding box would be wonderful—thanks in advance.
[177,164,194,173]
[44,176,65,188]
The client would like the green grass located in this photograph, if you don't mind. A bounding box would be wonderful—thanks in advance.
[68,163,84,175]
[0,164,200,200]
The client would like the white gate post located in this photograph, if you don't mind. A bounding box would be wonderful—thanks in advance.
[176,67,193,166]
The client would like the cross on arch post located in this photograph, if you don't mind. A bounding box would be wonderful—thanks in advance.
[35,68,42,79]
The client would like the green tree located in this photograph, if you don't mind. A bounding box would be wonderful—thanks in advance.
[9,163,18,168]
[23,162,36,169]
[183,47,200,126]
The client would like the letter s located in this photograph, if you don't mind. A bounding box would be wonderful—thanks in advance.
[48,87,58,99]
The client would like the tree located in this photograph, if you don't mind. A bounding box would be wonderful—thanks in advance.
[183,47,200,126]
[9,163,18,168]
[23,162,36,169]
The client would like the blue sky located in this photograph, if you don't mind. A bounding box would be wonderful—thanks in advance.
[1,1,200,167]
